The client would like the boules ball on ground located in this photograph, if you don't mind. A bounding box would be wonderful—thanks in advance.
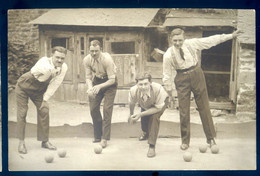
[199,145,208,153]
[94,145,102,154]
[211,145,219,154]
[183,152,192,162]
[45,153,54,163]
[58,149,67,158]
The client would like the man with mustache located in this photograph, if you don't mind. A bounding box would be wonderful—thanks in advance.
[83,40,117,148]
[163,28,242,150]
[16,46,68,154]
[128,72,169,157]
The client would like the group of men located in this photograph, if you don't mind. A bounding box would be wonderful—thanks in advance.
[16,28,241,158]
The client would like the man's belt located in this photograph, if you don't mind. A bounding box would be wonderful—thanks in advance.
[95,75,108,79]
[176,64,198,74]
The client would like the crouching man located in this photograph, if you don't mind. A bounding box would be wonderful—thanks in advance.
[128,72,169,158]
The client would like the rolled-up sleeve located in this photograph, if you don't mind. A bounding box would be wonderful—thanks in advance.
[128,86,137,104]
[83,55,93,80]
[43,63,68,101]
[154,86,169,109]
[163,50,174,91]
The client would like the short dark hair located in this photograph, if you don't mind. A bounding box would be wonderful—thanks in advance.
[170,28,185,38]
[52,46,67,54]
[135,72,152,83]
[90,40,101,47]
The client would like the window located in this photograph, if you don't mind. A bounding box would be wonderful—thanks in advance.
[201,30,233,102]
[148,32,168,62]
[51,38,68,48]
[111,42,135,54]
[80,37,85,55]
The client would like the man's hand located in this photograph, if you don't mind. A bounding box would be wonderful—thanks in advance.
[232,29,243,38]
[92,85,101,94]
[128,113,142,124]
[87,88,96,99]
[39,100,49,110]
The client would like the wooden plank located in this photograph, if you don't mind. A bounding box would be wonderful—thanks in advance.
[64,50,73,82]
[77,83,88,104]
[203,71,230,75]
[209,102,235,111]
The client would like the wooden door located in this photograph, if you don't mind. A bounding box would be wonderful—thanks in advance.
[112,54,137,87]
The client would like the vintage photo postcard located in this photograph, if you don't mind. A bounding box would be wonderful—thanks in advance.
[8,8,256,171]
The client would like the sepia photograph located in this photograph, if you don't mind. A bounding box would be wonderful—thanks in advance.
[7,8,256,171]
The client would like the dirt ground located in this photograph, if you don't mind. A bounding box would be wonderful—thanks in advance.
[7,92,257,171]
[9,137,256,171]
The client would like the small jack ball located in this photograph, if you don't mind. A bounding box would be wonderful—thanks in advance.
[183,152,192,162]
[58,149,67,158]
[94,145,102,154]
[199,145,208,153]
[45,153,54,163]
[211,145,219,154]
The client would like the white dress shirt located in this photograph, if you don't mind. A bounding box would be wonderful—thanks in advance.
[31,56,68,101]
[163,33,233,91]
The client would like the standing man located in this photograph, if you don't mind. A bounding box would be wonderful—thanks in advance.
[83,40,117,148]
[128,72,168,157]
[16,46,68,154]
[163,28,242,150]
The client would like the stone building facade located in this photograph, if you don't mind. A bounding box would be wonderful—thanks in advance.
[8,9,49,84]
[236,10,256,119]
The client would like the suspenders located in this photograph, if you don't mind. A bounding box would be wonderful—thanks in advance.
[170,45,197,70]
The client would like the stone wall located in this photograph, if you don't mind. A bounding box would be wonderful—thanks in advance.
[8,9,49,85]
[8,9,48,50]
[236,10,256,119]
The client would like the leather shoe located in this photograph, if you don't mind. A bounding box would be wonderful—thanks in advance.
[41,141,57,150]
[180,144,189,150]
[207,139,216,147]
[139,132,148,141]
[18,142,27,154]
[92,138,101,143]
[100,140,107,148]
[147,147,156,158]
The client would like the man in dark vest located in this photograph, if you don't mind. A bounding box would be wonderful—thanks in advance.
[128,72,169,157]
[16,46,68,154]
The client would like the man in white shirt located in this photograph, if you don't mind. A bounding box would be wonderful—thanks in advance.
[128,72,168,157]
[163,28,242,150]
[83,40,117,148]
[16,46,68,154]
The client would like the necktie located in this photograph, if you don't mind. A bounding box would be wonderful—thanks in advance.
[142,94,148,102]
[180,48,185,60]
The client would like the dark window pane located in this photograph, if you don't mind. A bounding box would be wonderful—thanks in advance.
[51,38,67,48]
[80,37,84,51]
[111,42,135,54]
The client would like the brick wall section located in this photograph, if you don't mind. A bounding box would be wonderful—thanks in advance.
[236,10,256,119]
[8,9,49,52]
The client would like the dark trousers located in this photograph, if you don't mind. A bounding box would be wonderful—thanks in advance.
[16,72,51,141]
[174,67,216,145]
[141,98,168,146]
[89,77,117,140]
